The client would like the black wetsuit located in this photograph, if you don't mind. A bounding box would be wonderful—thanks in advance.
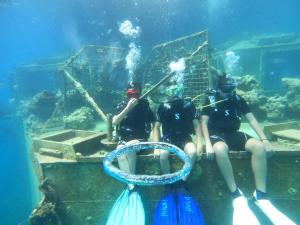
[202,92,252,151]
[157,97,200,149]
[115,99,156,142]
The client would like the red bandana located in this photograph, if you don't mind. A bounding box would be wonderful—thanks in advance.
[126,89,140,98]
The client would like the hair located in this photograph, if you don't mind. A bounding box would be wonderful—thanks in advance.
[127,81,142,91]
[217,73,236,88]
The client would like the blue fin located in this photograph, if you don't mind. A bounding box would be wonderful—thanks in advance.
[153,188,177,225]
[106,188,145,225]
[176,188,205,225]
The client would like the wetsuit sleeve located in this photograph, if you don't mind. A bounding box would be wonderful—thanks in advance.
[201,97,211,116]
[238,96,251,115]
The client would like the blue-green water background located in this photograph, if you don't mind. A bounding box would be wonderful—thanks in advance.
[0,0,299,224]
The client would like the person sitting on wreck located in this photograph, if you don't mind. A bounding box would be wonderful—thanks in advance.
[153,86,203,187]
[201,74,274,212]
[113,81,156,190]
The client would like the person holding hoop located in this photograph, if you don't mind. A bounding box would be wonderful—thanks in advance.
[113,81,156,190]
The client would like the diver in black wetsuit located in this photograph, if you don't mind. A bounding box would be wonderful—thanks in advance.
[201,74,273,203]
[113,82,156,189]
[153,91,203,182]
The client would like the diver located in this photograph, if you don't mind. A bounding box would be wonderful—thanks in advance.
[153,87,203,185]
[152,86,205,225]
[113,81,156,190]
[201,74,274,223]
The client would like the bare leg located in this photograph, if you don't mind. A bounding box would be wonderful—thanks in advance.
[183,142,197,181]
[125,140,139,174]
[213,141,237,192]
[117,144,132,173]
[126,153,137,174]
[160,150,170,174]
[117,140,140,190]
[245,138,267,192]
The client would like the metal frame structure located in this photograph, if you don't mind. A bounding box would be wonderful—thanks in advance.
[143,30,210,108]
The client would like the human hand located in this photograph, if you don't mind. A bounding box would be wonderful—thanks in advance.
[126,98,138,110]
[206,143,214,160]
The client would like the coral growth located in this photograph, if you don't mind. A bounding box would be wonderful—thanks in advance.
[282,78,300,118]
[64,107,95,129]
[264,95,287,121]
[236,75,268,120]
[237,74,260,92]
[29,179,62,225]
[24,90,59,121]
[237,75,299,121]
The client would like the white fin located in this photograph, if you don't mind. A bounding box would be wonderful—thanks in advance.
[233,196,260,225]
[254,199,296,225]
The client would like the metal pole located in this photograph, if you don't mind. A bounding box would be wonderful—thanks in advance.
[63,69,107,122]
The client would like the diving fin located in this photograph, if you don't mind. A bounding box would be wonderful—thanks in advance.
[106,187,145,225]
[153,186,177,225]
[124,189,145,225]
[232,195,260,225]
[176,187,205,225]
[253,191,296,225]
[106,188,130,225]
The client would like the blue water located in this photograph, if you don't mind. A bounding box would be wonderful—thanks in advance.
[0,116,39,225]
[0,0,300,224]
[1,0,300,74]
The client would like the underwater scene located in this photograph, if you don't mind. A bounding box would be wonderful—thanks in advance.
[0,0,300,224]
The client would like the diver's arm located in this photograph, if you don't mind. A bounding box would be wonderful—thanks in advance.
[153,122,161,158]
[153,122,161,142]
[245,112,272,152]
[112,98,138,126]
[201,115,214,160]
[193,119,203,159]
[245,112,267,140]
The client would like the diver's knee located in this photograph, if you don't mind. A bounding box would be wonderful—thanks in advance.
[213,142,229,156]
[246,139,265,155]
[126,139,140,145]
[160,150,170,160]
[184,142,196,156]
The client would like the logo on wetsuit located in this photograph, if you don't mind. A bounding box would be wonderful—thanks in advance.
[224,109,230,116]
[174,113,180,120]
